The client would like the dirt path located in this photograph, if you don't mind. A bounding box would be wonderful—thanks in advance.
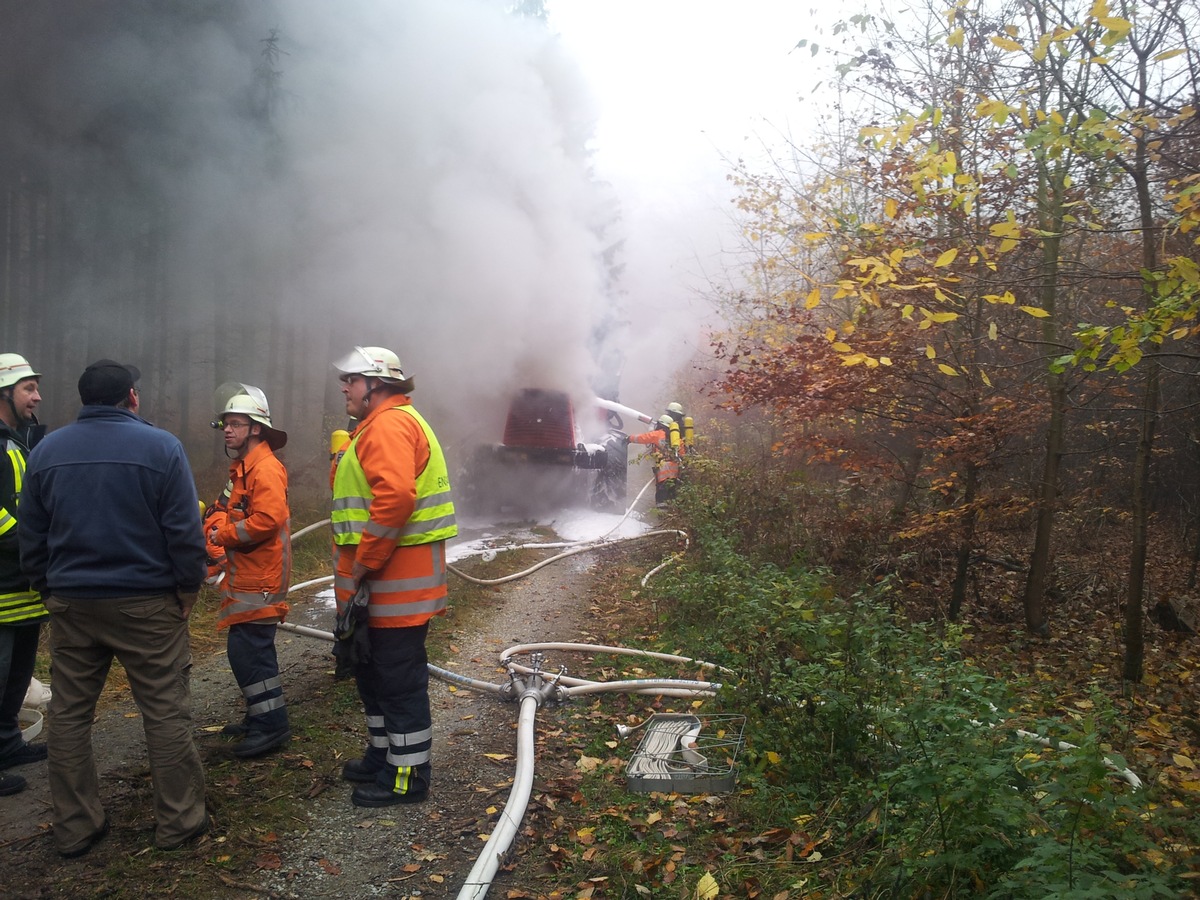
[0,546,617,899]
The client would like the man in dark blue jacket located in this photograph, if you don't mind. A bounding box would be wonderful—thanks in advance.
[19,360,209,858]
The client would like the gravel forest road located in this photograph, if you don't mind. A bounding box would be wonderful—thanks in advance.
[0,539,620,900]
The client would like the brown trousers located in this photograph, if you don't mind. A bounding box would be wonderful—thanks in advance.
[45,593,206,852]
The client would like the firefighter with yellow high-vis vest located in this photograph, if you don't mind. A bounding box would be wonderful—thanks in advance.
[0,353,49,796]
[204,383,292,759]
[329,346,456,808]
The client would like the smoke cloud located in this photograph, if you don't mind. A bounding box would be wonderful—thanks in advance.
[1,0,645,496]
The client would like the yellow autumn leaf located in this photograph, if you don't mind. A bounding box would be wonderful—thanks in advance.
[990,35,1023,51]
[806,288,821,310]
[981,369,993,387]
[576,755,602,772]
[925,345,937,359]
[937,364,960,376]
[766,750,782,764]
[927,311,959,323]
[901,304,915,319]
[647,811,663,824]
[947,27,964,48]
[988,321,998,340]
[934,248,959,267]
[1018,306,1051,318]
[825,328,837,342]
[884,197,898,218]
[695,872,720,900]
[831,342,852,352]
[879,356,893,366]
[1154,48,1186,62]
[803,232,828,241]
[1180,781,1200,792]
[1173,754,1196,769]
[484,752,511,761]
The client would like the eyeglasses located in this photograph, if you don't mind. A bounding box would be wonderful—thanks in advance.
[211,419,252,431]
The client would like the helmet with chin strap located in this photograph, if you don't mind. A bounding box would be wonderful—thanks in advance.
[332,346,409,384]
[0,353,40,390]
[211,382,287,450]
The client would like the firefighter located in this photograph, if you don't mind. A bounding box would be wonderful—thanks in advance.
[329,345,457,807]
[629,413,681,504]
[0,353,48,797]
[664,401,695,452]
[205,383,292,759]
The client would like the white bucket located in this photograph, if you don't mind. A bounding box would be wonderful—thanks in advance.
[18,707,44,742]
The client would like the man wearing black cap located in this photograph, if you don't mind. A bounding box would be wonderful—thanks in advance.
[18,360,209,857]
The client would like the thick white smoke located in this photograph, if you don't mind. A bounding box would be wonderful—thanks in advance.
[275,1,614,452]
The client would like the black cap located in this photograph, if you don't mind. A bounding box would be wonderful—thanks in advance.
[78,359,141,406]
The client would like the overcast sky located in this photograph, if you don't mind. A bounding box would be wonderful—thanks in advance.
[541,1,840,411]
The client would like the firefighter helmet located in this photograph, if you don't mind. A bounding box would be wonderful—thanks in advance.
[333,345,409,384]
[0,353,40,390]
[211,382,287,449]
[658,414,674,428]
[666,402,684,415]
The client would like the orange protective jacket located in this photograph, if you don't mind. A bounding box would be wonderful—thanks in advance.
[629,429,680,483]
[329,397,450,629]
[209,441,291,629]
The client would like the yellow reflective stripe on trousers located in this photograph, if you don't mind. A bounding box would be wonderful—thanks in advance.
[0,590,44,624]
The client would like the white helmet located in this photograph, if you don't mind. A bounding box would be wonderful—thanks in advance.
[332,345,409,384]
[212,381,287,449]
[666,402,684,415]
[0,353,41,390]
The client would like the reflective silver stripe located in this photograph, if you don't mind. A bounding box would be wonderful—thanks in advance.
[0,511,15,535]
[243,676,283,697]
[370,734,389,748]
[227,590,288,606]
[387,726,433,746]
[386,747,431,767]
[234,520,252,542]
[248,696,286,716]
[366,715,385,729]
[414,490,452,509]
[333,574,358,592]
[331,519,364,536]
[332,496,371,512]
[400,512,456,536]
[368,570,447,593]
[365,521,402,540]
[367,596,446,619]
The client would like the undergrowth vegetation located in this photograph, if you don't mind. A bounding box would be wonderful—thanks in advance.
[565,453,1195,898]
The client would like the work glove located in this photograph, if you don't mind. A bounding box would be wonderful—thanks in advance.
[332,583,372,679]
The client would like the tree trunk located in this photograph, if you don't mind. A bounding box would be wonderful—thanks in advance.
[1124,363,1158,682]
[1023,372,1064,636]
[949,461,979,621]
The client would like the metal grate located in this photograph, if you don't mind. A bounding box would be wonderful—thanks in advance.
[625,713,745,794]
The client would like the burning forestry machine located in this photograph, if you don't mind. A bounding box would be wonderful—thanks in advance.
[462,388,654,514]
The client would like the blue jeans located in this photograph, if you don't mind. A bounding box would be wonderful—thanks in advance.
[0,621,41,758]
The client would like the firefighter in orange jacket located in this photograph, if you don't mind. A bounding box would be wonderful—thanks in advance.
[205,383,292,759]
[629,414,681,503]
[329,346,457,808]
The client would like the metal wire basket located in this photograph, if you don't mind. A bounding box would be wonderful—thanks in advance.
[625,713,745,794]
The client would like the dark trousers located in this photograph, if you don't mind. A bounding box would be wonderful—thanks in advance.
[226,622,288,732]
[0,621,41,757]
[355,624,432,796]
